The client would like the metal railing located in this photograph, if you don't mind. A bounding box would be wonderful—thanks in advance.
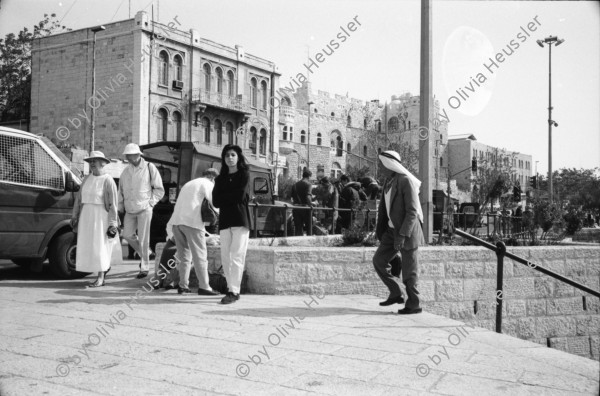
[454,228,600,334]
[248,202,377,238]
[191,88,251,113]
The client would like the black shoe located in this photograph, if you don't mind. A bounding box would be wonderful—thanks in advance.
[379,295,405,306]
[220,292,240,304]
[177,286,191,294]
[398,307,422,315]
[136,271,148,279]
[198,288,220,296]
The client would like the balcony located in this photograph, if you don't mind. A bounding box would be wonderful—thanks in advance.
[279,105,295,122]
[278,139,295,155]
[191,88,251,114]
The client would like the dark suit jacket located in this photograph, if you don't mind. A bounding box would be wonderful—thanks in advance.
[376,173,425,250]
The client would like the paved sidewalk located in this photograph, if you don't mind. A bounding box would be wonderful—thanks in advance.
[0,260,598,395]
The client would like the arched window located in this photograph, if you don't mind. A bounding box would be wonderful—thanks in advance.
[227,70,235,97]
[250,78,257,108]
[330,140,334,149]
[159,51,169,86]
[363,145,367,157]
[249,126,257,154]
[173,55,182,81]
[261,80,268,110]
[331,112,335,117]
[314,108,318,113]
[281,97,292,107]
[346,143,351,154]
[316,133,322,146]
[215,119,223,145]
[203,63,211,91]
[259,129,267,155]
[226,121,234,144]
[282,126,288,141]
[388,117,399,131]
[346,115,351,127]
[216,68,223,94]
[202,117,210,143]
[408,121,411,129]
[300,130,306,144]
[336,136,343,157]
[377,121,381,132]
[172,111,182,141]
[289,126,293,141]
[363,119,367,129]
[440,157,443,167]
[157,108,168,141]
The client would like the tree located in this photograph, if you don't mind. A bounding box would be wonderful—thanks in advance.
[544,168,600,210]
[0,14,70,122]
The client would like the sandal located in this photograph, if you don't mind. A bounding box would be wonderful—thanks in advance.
[88,280,105,288]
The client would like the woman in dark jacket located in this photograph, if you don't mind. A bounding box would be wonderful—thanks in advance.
[212,145,251,304]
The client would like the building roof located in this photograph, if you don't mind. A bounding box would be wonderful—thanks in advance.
[448,134,477,141]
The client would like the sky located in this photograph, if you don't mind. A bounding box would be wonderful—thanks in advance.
[1,0,599,173]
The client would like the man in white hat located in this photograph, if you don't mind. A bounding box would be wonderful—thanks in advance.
[374,150,425,314]
[118,143,164,278]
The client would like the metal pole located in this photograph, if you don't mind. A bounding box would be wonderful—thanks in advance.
[548,44,553,203]
[495,241,506,334]
[90,31,98,152]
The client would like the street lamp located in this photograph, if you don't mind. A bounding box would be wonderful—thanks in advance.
[307,101,314,172]
[90,25,106,152]
[537,35,564,203]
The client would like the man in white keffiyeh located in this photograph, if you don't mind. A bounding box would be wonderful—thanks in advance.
[373,150,425,314]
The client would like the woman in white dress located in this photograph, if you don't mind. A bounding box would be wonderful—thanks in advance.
[71,151,119,287]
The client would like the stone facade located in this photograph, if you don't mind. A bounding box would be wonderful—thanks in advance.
[30,11,280,161]
[202,242,600,361]
[448,134,533,193]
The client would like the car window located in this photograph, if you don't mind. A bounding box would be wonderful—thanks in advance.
[0,133,64,190]
[254,177,269,194]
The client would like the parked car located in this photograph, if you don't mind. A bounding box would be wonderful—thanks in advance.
[0,127,85,278]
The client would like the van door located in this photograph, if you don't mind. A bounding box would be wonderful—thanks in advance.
[0,133,73,258]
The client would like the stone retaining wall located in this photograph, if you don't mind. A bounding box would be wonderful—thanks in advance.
[205,244,600,360]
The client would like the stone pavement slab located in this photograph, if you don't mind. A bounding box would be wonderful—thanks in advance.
[0,261,598,395]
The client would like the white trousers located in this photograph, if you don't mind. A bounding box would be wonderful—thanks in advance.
[123,207,153,271]
[219,226,249,294]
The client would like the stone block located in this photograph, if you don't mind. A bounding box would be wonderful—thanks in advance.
[585,259,600,276]
[418,280,435,302]
[464,278,496,300]
[547,297,584,316]
[575,315,600,336]
[516,317,536,338]
[319,248,363,264]
[507,300,526,317]
[420,262,445,279]
[455,248,495,261]
[444,262,463,278]
[526,299,547,316]
[435,279,464,301]
[572,247,600,258]
[529,247,567,261]
[554,280,576,297]
[419,247,453,262]
[533,277,554,297]
[503,277,535,299]
[566,336,592,358]
[502,318,519,338]
[422,301,448,317]
[448,301,474,321]
[572,276,600,297]
[534,317,577,338]
[512,261,539,277]
[548,337,568,352]
[565,261,587,277]
[463,262,485,278]
[273,249,319,264]
[591,336,600,360]
[586,296,600,314]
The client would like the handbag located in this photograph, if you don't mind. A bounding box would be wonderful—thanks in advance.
[201,198,218,226]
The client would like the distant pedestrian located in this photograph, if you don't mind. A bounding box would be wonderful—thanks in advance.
[118,143,164,279]
[338,175,360,232]
[373,150,425,314]
[212,145,252,304]
[360,176,380,200]
[169,168,220,296]
[316,176,339,232]
[290,169,313,236]
[71,151,119,288]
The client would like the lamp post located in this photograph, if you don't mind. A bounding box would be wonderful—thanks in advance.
[537,35,564,203]
[307,101,314,173]
[90,25,106,152]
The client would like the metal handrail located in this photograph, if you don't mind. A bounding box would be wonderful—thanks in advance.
[454,228,600,334]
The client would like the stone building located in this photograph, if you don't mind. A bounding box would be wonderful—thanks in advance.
[448,133,533,192]
[30,11,280,161]
[276,83,449,184]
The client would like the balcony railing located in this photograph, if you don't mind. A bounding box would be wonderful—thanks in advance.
[191,88,251,114]
[279,105,295,119]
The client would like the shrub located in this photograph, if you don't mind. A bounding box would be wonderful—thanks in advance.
[563,208,583,235]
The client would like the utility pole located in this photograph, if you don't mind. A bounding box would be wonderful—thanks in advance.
[89,25,106,153]
[418,0,433,242]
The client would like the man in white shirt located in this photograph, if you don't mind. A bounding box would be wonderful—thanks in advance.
[118,143,165,279]
[170,169,220,295]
